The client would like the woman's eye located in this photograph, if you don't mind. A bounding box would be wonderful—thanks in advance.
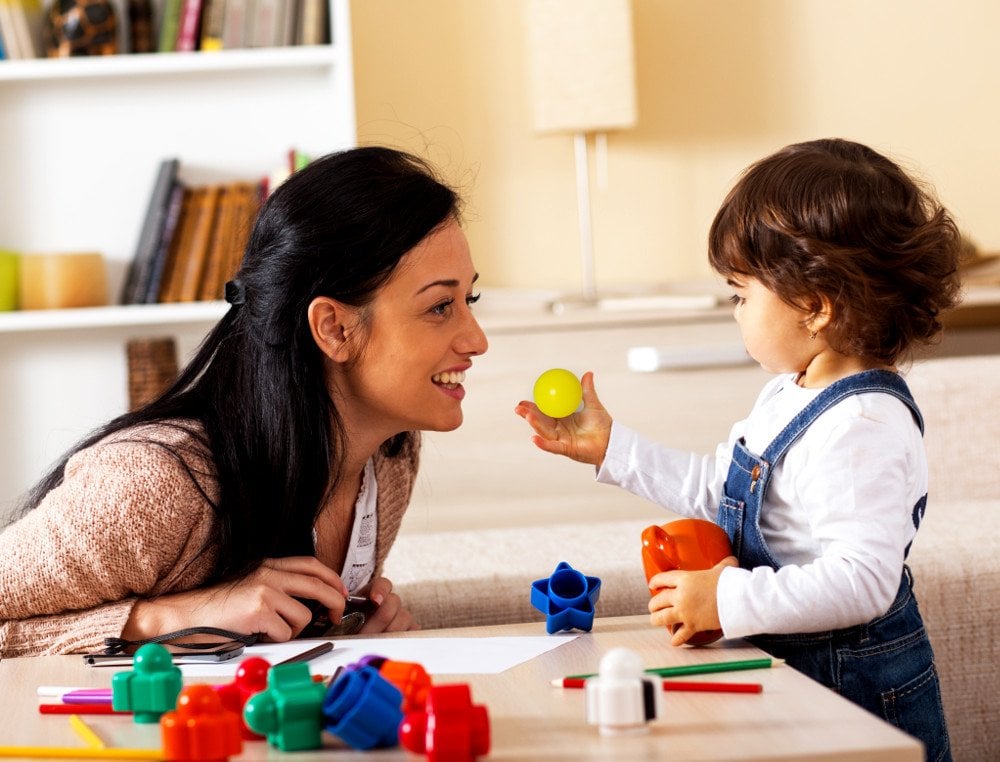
[466,292,481,307]
[729,294,745,306]
[430,299,454,316]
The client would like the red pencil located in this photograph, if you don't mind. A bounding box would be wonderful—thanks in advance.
[552,677,762,693]
[38,704,127,715]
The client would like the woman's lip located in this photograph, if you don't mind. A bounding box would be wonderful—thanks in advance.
[435,382,466,401]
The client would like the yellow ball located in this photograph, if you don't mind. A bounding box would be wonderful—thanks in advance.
[533,368,583,418]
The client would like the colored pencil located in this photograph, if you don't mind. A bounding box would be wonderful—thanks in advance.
[0,747,162,759]
[552,677,763,693]
[37,688,111,699]
[277,640,334,665]
[62,694,113,706]
[68,715,106,749]
[38,705,125,716]
[560,656,781,682]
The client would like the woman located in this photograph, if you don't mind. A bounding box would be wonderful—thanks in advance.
[0,147,488,656]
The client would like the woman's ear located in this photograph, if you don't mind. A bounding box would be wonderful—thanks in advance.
[308,296,357,363]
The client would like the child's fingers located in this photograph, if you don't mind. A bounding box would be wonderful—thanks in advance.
[580,371,600,405]
[531,435,570,457]
[670,623,696,647]
[513,401,538,418]
[648,570,679,591]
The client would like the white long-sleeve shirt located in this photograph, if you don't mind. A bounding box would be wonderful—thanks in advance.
[597,373,927,638]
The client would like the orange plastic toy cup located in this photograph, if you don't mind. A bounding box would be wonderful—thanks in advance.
[641,518,733,646]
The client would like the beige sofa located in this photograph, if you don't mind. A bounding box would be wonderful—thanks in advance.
[386,310,999,761]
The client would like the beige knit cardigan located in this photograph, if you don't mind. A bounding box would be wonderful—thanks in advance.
[0,424,419,657]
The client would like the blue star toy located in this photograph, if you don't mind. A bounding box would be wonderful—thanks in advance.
[530,561,602,633]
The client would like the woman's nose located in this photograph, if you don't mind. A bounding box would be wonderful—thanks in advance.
[459,311,488,357]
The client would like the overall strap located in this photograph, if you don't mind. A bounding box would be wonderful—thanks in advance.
[762,370,923,468]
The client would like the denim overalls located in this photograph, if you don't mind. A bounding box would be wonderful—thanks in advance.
[716,370,951,762]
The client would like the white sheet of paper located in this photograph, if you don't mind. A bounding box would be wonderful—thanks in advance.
[180,634,578,678]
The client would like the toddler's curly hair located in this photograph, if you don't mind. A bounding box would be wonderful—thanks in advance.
[708,138,962,365]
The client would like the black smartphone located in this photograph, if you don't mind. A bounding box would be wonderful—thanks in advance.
[82,641,246,666]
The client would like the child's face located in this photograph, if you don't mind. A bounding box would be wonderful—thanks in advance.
[727,276,818,376]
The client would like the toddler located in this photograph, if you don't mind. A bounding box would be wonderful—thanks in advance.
[515,139,960,761]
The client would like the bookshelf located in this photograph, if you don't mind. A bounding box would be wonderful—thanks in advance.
[0,0,355,518]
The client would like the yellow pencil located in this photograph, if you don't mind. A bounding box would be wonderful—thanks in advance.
[0,747,162,759]
[68,714,106,749]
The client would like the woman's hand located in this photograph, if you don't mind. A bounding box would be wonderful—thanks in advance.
[648,556,738,646]
[513,371,613,467]
[355,577,419,633]
[123,556,349,643]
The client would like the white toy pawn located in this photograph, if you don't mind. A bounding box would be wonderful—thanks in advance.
[585,647,659,736]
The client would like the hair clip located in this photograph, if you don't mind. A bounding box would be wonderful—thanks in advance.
[224,279,247,305]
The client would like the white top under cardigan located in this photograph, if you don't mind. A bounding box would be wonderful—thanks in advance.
[597,373,928,639]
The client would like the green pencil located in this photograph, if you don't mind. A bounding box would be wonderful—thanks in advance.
[561,657,781,682]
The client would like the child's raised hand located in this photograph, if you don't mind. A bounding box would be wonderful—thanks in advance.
[648,556,738,646]
[513,371,612,467]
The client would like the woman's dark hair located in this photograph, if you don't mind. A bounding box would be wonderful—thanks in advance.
[708,138,962,364]
[19,146,460,581]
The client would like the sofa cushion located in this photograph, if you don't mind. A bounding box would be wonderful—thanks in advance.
[386,518,654,630]
[905,354,1000,503]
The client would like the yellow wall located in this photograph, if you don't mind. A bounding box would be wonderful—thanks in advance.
[351,0,1000,291]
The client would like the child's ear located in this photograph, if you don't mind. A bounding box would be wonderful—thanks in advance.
[308,296,358,363]
[807,295,834,334]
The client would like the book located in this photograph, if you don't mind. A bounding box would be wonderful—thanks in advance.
[175,0,204,52]
[199,0,226,51]
[278,0,298,46]
[14,0,43,58]
[220,0,249,49]
[0,0,24,59]
[157,188,196,303]
[106,0,130,54]
[176,184,221,301]
[158,0,184,52]
[0,3,11,60]
[296,0,325,45]
[197,183,235,301]
[141,180,186,303]
[119,158,180,305]
[250,0,279,47]
[222,181,260,284]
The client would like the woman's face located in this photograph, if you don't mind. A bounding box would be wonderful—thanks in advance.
[337,219,488,438]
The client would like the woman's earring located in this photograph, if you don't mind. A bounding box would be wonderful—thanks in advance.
[809,330,817,340]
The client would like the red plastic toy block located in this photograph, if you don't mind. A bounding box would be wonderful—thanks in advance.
[214,656,270,740]
[377,660,432,713]
[161,684,243,762]
[398,684,490,762]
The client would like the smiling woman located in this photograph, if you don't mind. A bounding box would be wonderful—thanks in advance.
[0,147,488,658]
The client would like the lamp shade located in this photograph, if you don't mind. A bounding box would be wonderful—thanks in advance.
[527,0,638,134]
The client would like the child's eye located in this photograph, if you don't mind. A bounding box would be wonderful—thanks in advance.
[729,294,745,306]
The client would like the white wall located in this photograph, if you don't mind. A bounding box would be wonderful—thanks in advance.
[352,0,1000,291]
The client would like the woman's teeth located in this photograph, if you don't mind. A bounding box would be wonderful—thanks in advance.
[432,371,466,386]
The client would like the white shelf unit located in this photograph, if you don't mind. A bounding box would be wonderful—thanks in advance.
[0,0,355,518]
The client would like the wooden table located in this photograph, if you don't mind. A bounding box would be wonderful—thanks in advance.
[0,615,922,760]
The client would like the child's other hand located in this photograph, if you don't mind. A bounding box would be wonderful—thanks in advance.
[513,371,612,467]
[648,556,738,646]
